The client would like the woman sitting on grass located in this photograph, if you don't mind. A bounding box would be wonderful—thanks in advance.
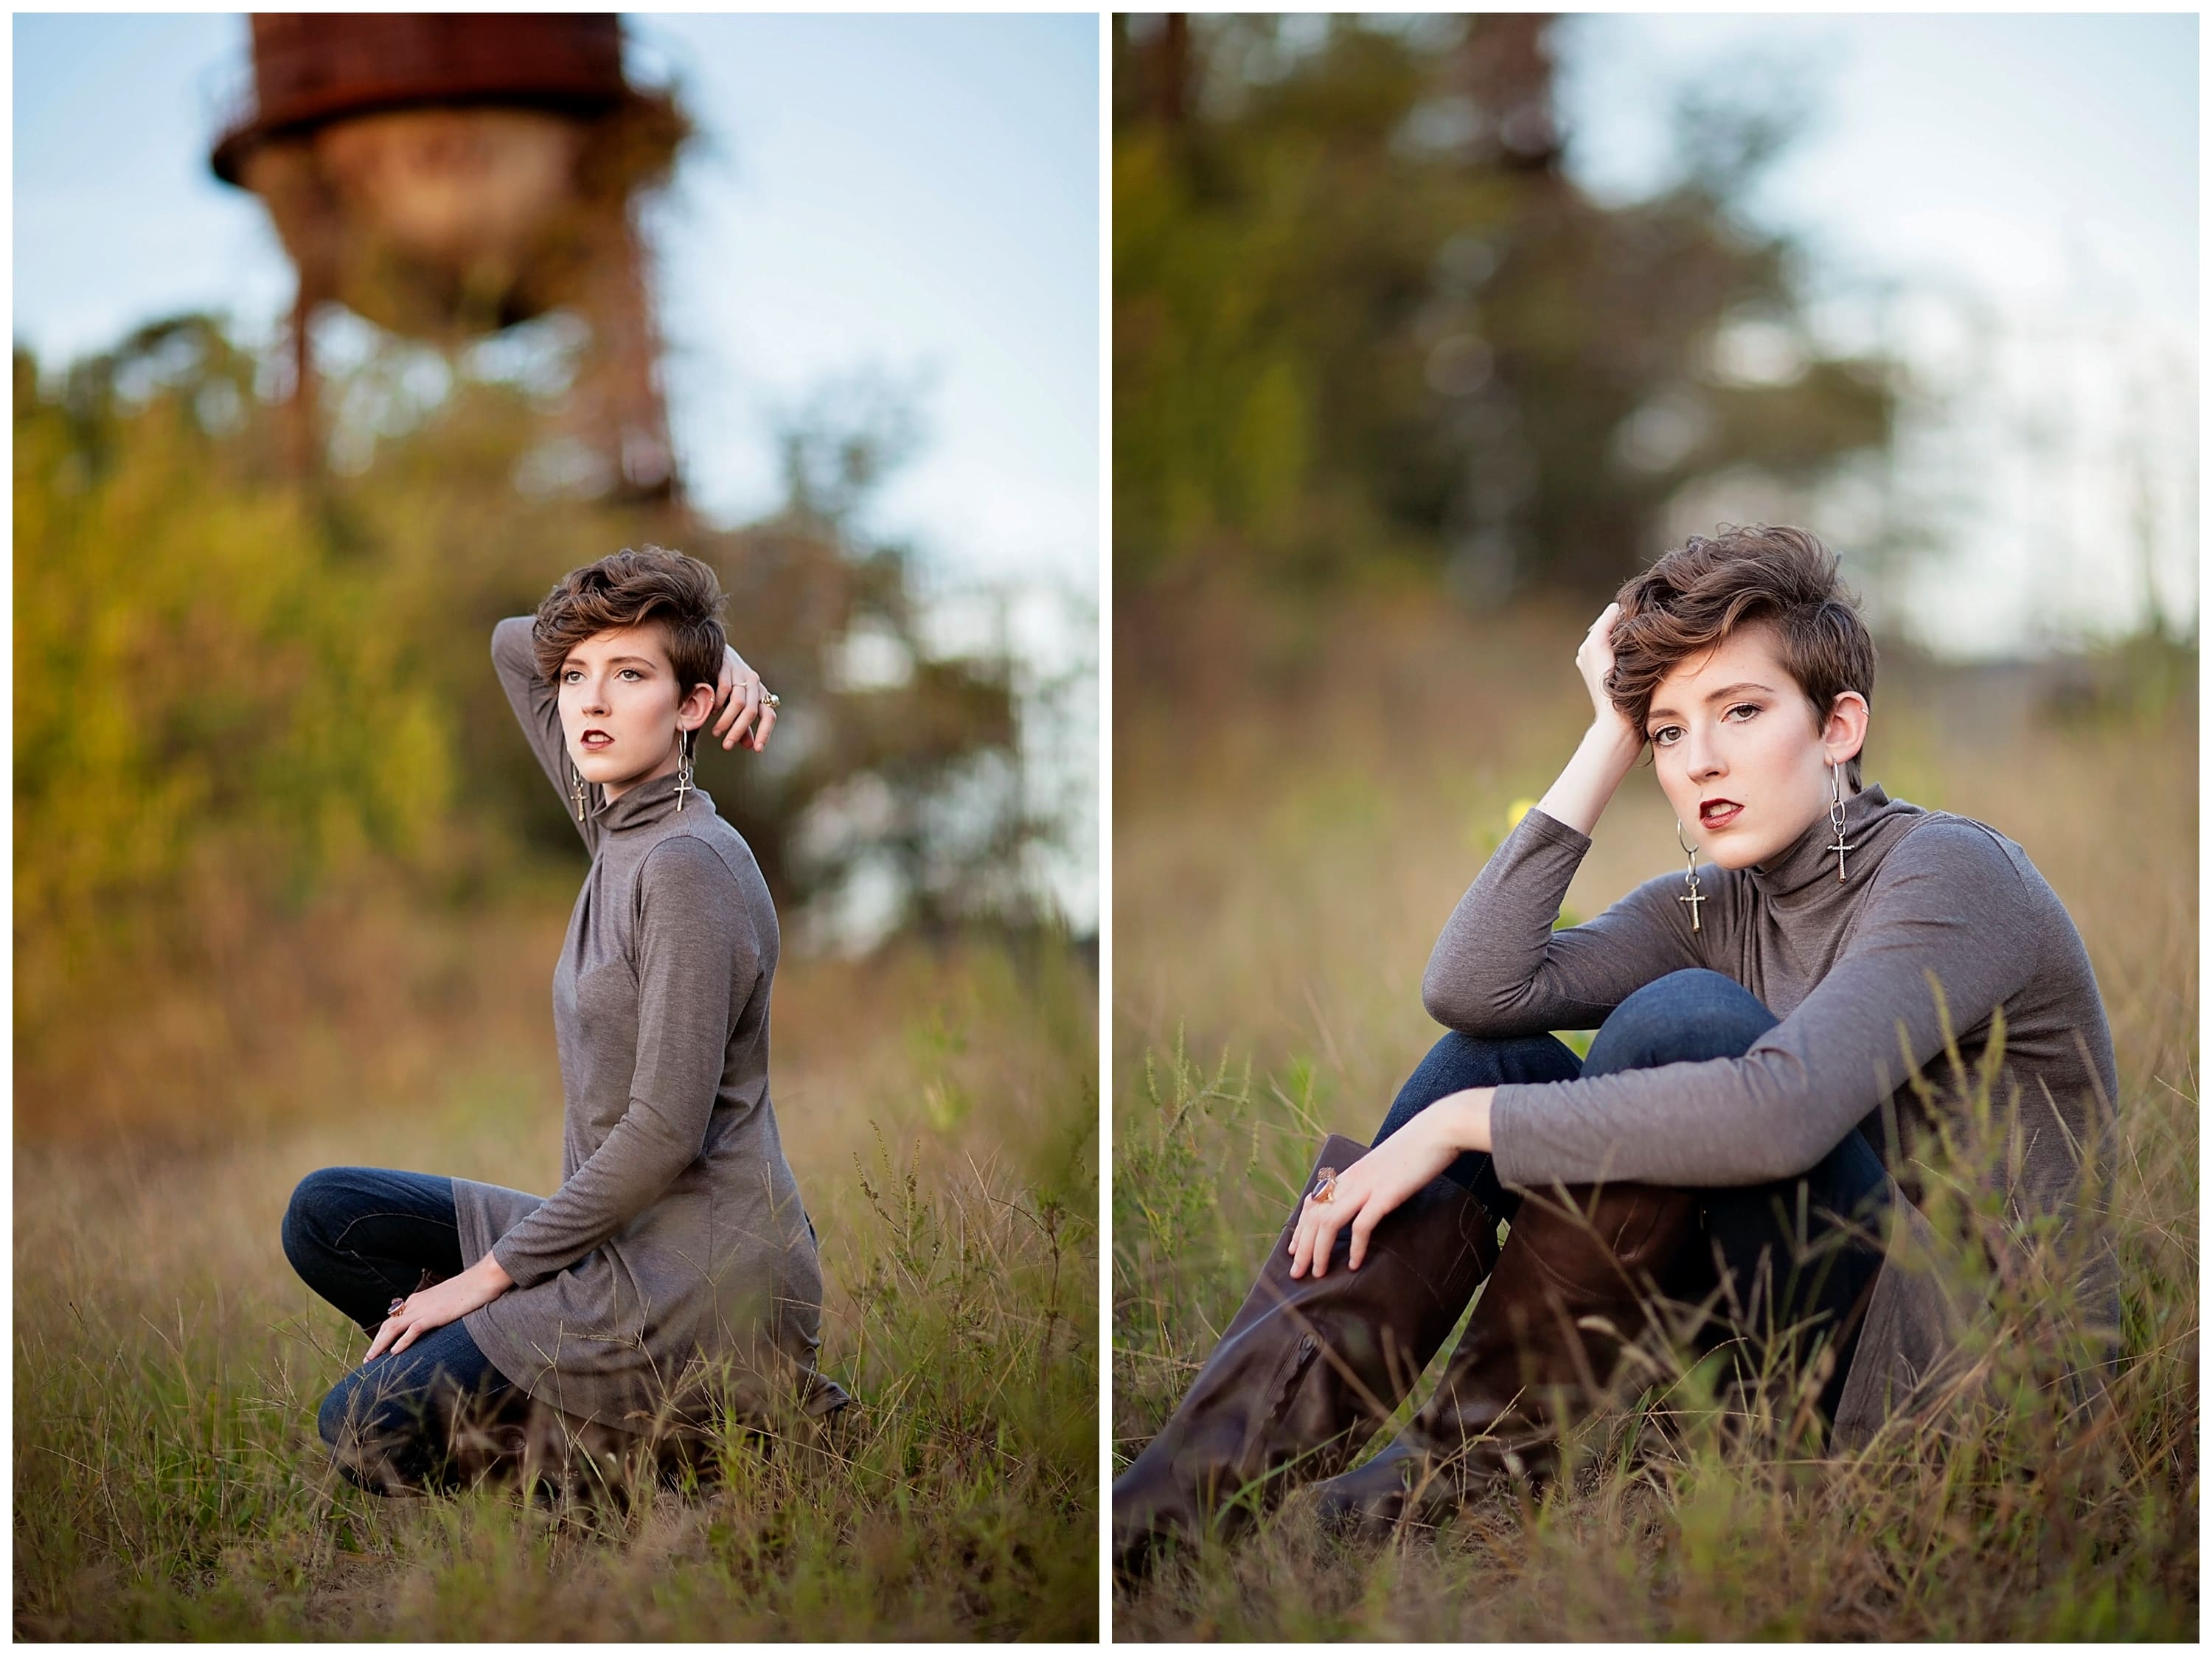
[1114,524,2118,1568]
[282,545,835,1492]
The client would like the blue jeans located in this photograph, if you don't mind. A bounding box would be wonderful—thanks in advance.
[1375,969,1889,1422]
[281,1166,524,1490]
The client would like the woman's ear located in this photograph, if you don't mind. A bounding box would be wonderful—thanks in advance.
[1823,690,1870,765]
[676,681,716,733]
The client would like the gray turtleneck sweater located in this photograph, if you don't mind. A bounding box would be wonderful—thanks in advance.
[1425,782,2118,1441]
[450,618,822,1435]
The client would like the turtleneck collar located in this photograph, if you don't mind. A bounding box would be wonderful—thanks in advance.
[588,765,714,835]
[1745,780,1923,903]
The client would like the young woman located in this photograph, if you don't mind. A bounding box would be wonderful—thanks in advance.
[282,545,833,1491]
[1113,526,2118,1566]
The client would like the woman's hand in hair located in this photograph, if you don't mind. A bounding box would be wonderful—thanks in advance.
[1575,602,1634,736]
[712,644,779,754]
[1528,605,1646,835]
[366,1254,515,1361]
[1287,1090,1495,1278]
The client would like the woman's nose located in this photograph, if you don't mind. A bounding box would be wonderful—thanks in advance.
[1685,729,1725,780]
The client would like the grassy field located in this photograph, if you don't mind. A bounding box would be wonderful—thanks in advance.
[15,919,1098,1640]
[1112,590,2197,1639]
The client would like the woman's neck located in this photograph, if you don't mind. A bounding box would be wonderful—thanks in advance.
[602,737,683,803]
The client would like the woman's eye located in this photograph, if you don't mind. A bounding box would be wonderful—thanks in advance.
[1726,703,1759,721]
[562,669,581,683]
[1649,726,1681,745]
[618,668,641,681]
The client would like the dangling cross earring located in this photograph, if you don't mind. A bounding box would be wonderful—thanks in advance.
[1826,759,1853,882]
[570,760,589,822]
[1674,819,1705,933]
[674,727,696,812]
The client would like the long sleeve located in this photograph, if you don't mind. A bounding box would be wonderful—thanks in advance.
[491,837,761,1287]
[491,614,593,846]
[1422,807,1705,1035]
[1488,821,2043,1189]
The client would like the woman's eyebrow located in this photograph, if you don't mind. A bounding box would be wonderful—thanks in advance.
[1647,681,1775,720]
[1703,680,1775,701]
[563,655,660,670]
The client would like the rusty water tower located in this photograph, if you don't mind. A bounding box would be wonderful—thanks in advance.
[210,13,689,499]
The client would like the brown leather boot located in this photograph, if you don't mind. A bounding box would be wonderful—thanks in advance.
[1312,1178,1697,1537]
[1112,1134,1500,1576]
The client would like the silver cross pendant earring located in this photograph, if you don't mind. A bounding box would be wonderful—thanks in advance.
[1674,819,1705,933]
[1826,759,1853,882]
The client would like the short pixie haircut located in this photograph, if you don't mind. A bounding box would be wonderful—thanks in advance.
[531,545,728,696]
[1605,526,1876,790]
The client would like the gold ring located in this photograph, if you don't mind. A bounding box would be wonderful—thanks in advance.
[1311,1168,1338,1204]
[762,690,781,709]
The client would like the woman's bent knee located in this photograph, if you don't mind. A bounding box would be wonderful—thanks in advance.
[282,1166,389,1267]
[1586,970,1777,1075]
[1381,1030,1579,1149]
[281,1168,344,1275]
[1409,1029,1579,1092]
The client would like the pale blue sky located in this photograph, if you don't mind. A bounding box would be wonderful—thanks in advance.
[1559,13,2196,328]
[13,12,1100,588]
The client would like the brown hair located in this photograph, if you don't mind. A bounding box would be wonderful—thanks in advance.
[531,545,727,697]
[1606,525,1875,789]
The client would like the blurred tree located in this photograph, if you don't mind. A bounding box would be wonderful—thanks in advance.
[16,313,1048,1111]
[1113,14,1895,601]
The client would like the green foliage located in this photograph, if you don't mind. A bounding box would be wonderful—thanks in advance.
[16,319,453,943]
[15,314,1057,1135]
[1113,15,1895,597]
[16,313,1041,922]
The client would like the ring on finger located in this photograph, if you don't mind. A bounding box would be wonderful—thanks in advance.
[1311,1168,1338,1204]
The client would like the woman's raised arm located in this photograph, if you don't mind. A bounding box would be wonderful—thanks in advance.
[1422,602,1699,1033]
[1531,602,1645,835]
[491,615,594,844]
[1422,816,1703,1034]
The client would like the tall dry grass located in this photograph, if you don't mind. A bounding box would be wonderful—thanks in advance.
[15,922,1097,1640]
[1112,590,2196,1638]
